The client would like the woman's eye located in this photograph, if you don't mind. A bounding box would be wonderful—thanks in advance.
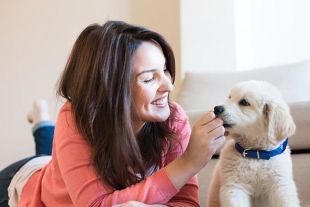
[143,77,155,83]
[240,99,250,106]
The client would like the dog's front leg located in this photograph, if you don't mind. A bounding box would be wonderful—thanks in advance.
[220,185,251,207]
[268,181,300,207]
[207,166,221,207]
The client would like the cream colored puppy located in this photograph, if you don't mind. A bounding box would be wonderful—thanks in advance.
[207,80,300,207]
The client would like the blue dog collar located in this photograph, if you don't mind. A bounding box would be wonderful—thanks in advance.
[235,138,288,160]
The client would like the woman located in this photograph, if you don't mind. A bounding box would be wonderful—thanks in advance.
[0,21,225,206]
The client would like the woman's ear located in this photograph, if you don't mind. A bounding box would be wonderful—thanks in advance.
[264,101,296,142]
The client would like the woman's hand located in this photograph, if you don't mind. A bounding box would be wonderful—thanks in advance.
[184,111,226,169]
[164,111,226,189]
[112,201,167,207]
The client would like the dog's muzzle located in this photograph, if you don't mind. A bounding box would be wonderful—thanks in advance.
[214,105,231,128]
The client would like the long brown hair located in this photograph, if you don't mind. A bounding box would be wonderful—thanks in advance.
[57,21,179,190]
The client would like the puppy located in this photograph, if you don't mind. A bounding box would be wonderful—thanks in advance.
[207,80,300,207]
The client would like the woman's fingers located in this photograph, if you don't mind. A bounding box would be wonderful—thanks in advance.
[196,111,217,126]
[192,112,224,140]
[208,123,225,140]
[196,111,223,129]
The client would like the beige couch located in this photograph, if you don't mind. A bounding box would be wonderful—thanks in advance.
[175,59,310,206]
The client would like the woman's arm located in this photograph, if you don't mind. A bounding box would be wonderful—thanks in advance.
[164,103,225,206]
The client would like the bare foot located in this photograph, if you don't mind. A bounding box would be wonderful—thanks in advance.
[27,99,51,125]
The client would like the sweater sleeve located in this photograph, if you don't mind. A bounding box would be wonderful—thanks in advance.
[53,102,198,206]
[165,102,199,206]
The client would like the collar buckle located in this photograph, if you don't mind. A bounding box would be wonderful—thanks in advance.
[242,149,249,158]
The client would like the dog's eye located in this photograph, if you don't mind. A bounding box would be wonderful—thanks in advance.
[239,99,250,106]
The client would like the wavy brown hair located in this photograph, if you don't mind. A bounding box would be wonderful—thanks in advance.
[57,21,180,190]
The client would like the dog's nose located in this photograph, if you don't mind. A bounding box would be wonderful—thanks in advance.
[214,106,224,115]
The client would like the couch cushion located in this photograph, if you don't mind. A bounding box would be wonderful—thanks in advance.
[176,59,310,112]
[289,101,310,150]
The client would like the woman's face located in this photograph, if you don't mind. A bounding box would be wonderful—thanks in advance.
[131,41,173,133]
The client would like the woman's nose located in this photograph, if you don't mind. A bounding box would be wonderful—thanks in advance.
[159,73,174,92]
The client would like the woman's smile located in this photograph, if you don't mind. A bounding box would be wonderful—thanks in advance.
[151,96,168,107]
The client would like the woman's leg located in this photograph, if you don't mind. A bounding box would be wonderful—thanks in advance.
[0,99,54,206]
[28,99,54,155]
[0,157,36,207]
[33,122,54,155]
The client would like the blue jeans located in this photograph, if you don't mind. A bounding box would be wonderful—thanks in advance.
[0,121,54,207]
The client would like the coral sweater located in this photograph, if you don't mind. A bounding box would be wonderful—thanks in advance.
[18,102,199,206]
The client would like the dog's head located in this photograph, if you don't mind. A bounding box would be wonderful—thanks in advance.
[214,80,296,149]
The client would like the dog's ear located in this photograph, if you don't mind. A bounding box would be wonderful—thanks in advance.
[264,102,296,142]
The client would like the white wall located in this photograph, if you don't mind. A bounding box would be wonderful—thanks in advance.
[180,0,236,76]
[180,0,310,74]
[234,0,310,71]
